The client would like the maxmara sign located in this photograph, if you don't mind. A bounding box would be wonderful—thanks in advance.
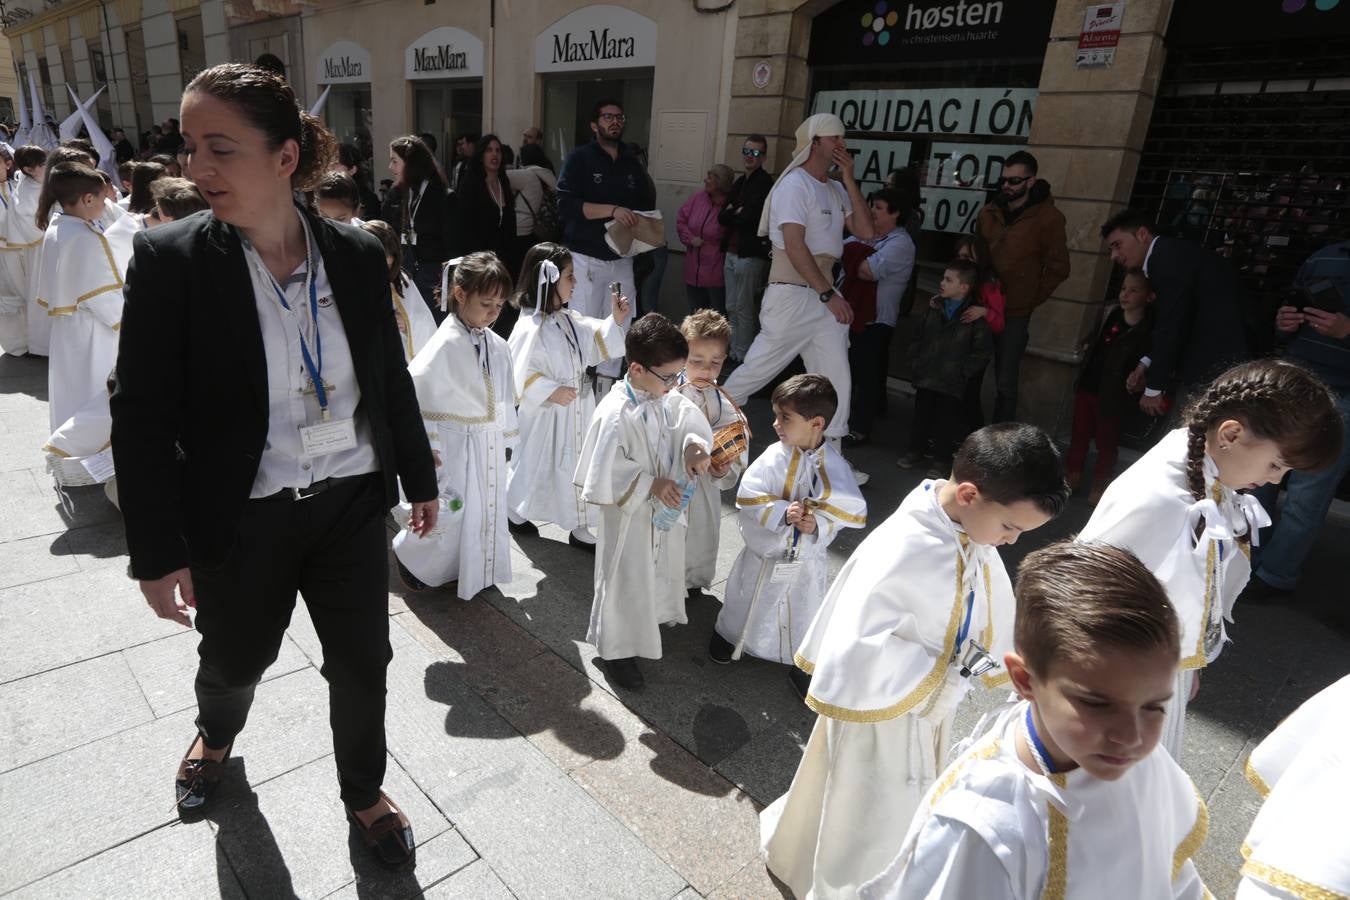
[316,41,370,85]
[406,27,485,80]
[535,5,657,73]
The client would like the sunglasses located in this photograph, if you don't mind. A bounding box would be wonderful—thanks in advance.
[742,147,765,157]
[998,175,1030,186]
[598,112,626,123]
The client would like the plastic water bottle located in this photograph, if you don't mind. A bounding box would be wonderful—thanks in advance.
[653,479,696,531]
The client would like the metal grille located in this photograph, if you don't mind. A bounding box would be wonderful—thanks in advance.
[1130,37,1350,338]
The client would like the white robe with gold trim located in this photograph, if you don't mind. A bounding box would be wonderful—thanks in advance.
[861,701,1210,900]
[574,381,712,660]
[39,216,123,476]
[0,179,28,355]
[10,174,48,355]
[761,479,1013,899]
[390,273,438,364]
[1236,675,1350,899]
[507,306,624,531]
[392,314,517,600]
[1078,427,1269,760]
[717,440,865,663]
[675,377,748,590]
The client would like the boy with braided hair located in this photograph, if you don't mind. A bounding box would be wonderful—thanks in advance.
[1079,359,1341,760]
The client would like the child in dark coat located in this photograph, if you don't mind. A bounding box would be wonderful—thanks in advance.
[897,259,993,478]
[1067,267,1155,503]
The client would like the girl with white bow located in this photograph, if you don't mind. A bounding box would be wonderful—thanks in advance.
[504,242,631,549]
[1078,359,1341,761]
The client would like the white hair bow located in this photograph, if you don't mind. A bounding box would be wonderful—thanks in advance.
[535,258,559,322]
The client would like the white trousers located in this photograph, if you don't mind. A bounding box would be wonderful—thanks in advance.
[722,283,852,438]
[570,252,633,379]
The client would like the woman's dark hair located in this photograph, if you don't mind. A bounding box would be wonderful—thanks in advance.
[185,63,338,191]
[446,251,513,311]
[149,153,176,169]
[869,186,909,222]
[37,162,104,229]
[128,160,167,214]
[1183,360,1343,512]
[151,177,208,220]
[513,242,572,313]
[359,219,404,295]
[337,142,363,170]
[461,133,512,216]
[518,142,553,173]
[62,137,99,166]
[316,170,360,210]
[14,145,46,173]
[955,233,995,279]
[389,135,445,191]
[951,423,1069,517]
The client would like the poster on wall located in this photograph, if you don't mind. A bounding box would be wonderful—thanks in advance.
[813,87,1037,139]
[848,139,913,191]
[1076,3,1123,68]
[808,0,1056,66]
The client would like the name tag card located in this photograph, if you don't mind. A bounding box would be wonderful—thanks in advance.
[771,561,803,584]
[80,447,116,482]
[300,418,357,457]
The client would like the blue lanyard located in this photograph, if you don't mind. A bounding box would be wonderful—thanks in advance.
[954,588,975,655]
[259,243,326,418]
[1024,705,1062,774]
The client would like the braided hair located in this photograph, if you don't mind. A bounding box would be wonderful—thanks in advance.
[1181,360,1342,507]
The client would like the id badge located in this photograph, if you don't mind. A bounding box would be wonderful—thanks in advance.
[770,561,803,584]
[300,417,357,457]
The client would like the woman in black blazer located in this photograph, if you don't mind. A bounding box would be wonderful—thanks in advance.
[381,135,455,318]
[109,63,437,870]
[454,133,518,334]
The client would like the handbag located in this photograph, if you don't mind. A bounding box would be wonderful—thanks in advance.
[520,172,562,242]
[688,379,750,470]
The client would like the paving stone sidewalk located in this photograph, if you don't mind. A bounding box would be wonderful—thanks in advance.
[2,351,1347,899]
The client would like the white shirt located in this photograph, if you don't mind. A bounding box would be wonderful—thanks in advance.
[245,212,379,498]
[770,167,852,258]
[507,165,558,236]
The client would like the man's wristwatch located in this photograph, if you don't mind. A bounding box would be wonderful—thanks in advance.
[819,289,834,304]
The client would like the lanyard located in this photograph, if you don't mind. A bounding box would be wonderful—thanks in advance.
[1024,705,1062,775]
[557,313,583,372]
[954,588,976,657]
[460,316,490,377]
[408,179,428,227]
[247,226,327,418]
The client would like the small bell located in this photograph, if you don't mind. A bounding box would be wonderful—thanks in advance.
[959,640,998,679]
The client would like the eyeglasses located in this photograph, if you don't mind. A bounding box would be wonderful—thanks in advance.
[598,112,626,123]
[742,147,764,158]
[646,367,681,387]
[998,175,1030,186]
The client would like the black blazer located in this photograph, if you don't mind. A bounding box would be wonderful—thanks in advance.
[1144,236,1251,393]
[380,179,458,266]
[109,207,437,580]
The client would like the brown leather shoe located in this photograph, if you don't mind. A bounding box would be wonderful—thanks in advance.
[347,792,416,870]
[175,734,232,811]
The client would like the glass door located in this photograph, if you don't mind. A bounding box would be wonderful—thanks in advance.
[541,71,654,170]
[412,81,482,175]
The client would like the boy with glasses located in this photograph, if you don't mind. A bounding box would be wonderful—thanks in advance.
[719,134,775,364]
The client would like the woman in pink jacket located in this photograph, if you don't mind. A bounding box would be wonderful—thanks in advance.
[677,164,734,316]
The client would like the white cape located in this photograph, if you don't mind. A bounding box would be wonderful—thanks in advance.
[390,273,438,364]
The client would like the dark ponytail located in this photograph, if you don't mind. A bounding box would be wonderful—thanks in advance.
[36,162,104,230]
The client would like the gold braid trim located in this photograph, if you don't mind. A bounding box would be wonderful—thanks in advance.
[1172,787,1209,880]
[1178,538,1217,671]
[47,283,123,315]
[792,651,815,675]
[811,457,866,525]
[1042,773,1070,900]
[781,448,801,500]
[522,371,545,393]
[927,737,1001,808]
[1240,860,1350,900]
[803,549,967,723]
[389,287,416,360]
[1244,756,1272,798]
[593,328,610,362]
[422,347,499,425]
[615,474,641,508]
[736,493,779,507]
[41,443,70,458]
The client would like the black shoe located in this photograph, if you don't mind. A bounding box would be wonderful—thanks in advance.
[708,632,735,665]
[568,532,597,553]
[602,656,644,689]
[787,666,812,701]
[842,431,869,449]
[347,792,416,870]
[507,518,539,536]
[1238,575,1292,607]
[175,735,232,812]
[396,559,428,592]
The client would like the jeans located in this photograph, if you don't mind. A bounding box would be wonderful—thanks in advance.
[992,313,1032,422]
[685,284,726,317]
[724,253,769,361]
[848,323,892,437]
[1253,386,1350,590]
[637,246,669,317]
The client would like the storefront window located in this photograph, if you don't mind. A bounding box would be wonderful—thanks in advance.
[541,72,653,169]
[325,85,374,162]
[413,83,482,174]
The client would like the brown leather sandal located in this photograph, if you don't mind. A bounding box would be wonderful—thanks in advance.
[347,792,416,870]
[175,734,232,811]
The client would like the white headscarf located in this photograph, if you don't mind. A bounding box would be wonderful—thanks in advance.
[757,112,846,237]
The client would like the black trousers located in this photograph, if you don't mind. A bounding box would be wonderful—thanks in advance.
[848,323,893,437]
[192,474,391,810]
[909,387,967,462]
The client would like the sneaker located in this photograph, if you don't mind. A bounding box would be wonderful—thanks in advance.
[925,461,950,480]
[1238,575,1292,607]
[787,666,812,700]
[708,632,735,664]
[602,656,644,690]
[896,451,924,470]
[847,460,870,487]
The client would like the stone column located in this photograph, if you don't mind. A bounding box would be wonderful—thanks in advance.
[140,0,183,125]
[99,6,140,138]
[68,18,96,103]
[1016,0,1175,434]
[200,0,229,68]
[43,24,70,118]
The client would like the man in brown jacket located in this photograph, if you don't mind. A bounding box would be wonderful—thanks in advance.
[976,150,1071,421]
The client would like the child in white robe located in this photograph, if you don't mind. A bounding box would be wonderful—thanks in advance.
[0,152,28,356]
[575,312,712,691]
[9,148,47,355]
[761,423,1068,898]
[1077,359,1341,761]
[508,242,629,548]
[393,252,517,600]
[712,374,865,690]
[36,163,125,485]
[676,309,749,593]
[1237,674,1350,899]
[360,219,437,364]
[862,541,1211,900]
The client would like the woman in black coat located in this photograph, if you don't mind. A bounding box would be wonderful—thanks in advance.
[110,63,437,869]
[454,133,518,333]
[382,134,455,318]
